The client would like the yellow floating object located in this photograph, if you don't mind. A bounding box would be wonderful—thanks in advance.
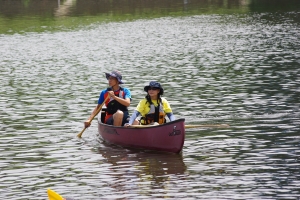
[47,189,64,200]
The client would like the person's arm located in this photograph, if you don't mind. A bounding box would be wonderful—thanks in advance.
[162,98,175,121]
[107,88,131,107]
[124,99,144,127]
[166,112,175,121]
[84,104,102,128]
[84,91,105,128]
[107,91,130,106]
[127,110,141,125]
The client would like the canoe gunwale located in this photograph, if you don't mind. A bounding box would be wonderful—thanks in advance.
[98,118,185,129]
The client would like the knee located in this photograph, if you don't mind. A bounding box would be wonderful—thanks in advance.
[114,110,124,117]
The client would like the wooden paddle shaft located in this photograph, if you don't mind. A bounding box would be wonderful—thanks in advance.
[185,124,230,128]
[130,124,230,128]
[77,96,109,138]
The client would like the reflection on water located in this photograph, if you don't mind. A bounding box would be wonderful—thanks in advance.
[0,0,300,199]
[96,143,187,193]
[55,0,77,17]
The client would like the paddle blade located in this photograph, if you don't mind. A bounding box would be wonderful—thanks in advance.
[77,127,86,138]
[47,189,64,200]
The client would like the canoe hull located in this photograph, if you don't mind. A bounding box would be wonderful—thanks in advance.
[97,118,185,153]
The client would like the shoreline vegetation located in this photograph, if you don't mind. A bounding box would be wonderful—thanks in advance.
[1,0,299,35]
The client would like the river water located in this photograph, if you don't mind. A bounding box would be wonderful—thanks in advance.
[0,0,299,199]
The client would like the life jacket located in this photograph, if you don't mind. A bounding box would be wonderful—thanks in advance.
[104,87,128,115]
[141,101,166,125]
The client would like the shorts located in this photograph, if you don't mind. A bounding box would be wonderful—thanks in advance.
[106,111,129,126]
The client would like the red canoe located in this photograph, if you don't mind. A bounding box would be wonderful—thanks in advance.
[97,111,185,153]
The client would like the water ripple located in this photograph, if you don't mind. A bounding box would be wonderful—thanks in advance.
[0,12,300,199]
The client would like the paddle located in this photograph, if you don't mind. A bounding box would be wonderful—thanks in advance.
[77,96,109,138]
[185,124,230,128]
[130,123,230,128]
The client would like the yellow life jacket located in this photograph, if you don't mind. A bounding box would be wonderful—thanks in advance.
[142,103,166,125]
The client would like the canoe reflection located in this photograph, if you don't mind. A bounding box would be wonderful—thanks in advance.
[97,143,187,181]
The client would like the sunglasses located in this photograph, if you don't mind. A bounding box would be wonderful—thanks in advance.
[148,87,159,91]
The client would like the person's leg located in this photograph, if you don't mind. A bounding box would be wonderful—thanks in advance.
[121,111,129,126]
[105,116,114,125]
[113,110,124,126]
